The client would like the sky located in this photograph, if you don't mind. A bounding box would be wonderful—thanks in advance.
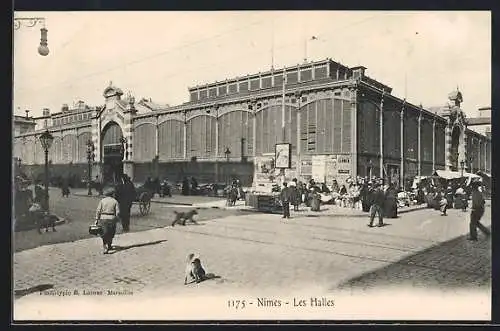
[13,11,491,118]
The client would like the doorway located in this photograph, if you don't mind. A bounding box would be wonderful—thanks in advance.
[101,121,124,185]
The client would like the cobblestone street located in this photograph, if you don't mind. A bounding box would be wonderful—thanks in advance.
[13,195,491,320]
[13,188,252,252]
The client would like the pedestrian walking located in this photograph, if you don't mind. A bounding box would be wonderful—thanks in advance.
[360,181,371,212]
[383,183,398,218]
[455,185,467,211]
[290,178,300,211]
[94,175,103,196]
[115,174,136,232]
[61,177,70,197]
[182,177,190,196]
[368,183,385,227]
[95,189,120,254]
[468,182,490,241]
[280,182,291,219]
[437,188,448,216]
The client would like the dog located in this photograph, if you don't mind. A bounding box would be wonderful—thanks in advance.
[37,213,58,233]
[184,253,206,285]
[29,203,58,233]
[171,209,198,226]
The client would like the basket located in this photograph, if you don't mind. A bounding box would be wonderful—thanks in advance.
[89,224,103,236]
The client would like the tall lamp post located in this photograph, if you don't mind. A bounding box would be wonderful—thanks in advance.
[86,140,95,196]
[39,130,54,212]
[224,147,231,185]
[120,136,127,179]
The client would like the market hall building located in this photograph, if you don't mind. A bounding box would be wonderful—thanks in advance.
[13,58,491,189]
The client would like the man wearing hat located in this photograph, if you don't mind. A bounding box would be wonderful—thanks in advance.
[468,181,490,241]
[368,182,385,227]
[280,182,292,219]
[95,189,120,254]
[115,174,136,232]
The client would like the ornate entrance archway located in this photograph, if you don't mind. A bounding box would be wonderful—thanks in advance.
[101,121,124,184]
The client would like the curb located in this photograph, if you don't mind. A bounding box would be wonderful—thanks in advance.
[71,192,428,215]
[219,204,429,217]
[398,205,428,214]
[71,192,211,207]
[54,217,66,226]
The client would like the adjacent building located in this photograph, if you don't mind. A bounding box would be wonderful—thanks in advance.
[13,58,492,188]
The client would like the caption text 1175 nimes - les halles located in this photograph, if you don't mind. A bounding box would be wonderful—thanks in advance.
[228,297,335,310]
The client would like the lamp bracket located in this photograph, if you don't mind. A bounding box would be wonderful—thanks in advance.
[14,17,46,30]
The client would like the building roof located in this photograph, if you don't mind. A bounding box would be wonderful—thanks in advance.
[466,117,491,126]
[137,99,171,111]
[188,58,392,95]
[13,115,36,123]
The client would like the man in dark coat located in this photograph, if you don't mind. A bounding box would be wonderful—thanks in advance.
[360,182,371,212]
[280,182,292,219]
[468,182,490,241]
[368,183,385,227]
[191,177,198,195]
[383,183,398,218]
[290,178,300,211]
[116,175,136,232]
[182,177,190,196]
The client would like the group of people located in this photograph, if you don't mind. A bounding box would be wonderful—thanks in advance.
[278,175,489,241]
[94,174,136,254]
[276,176,407,226]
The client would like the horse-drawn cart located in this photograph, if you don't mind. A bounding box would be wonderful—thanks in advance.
[133,185,153,216]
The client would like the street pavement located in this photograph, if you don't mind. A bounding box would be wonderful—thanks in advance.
[13,193,491,320]
[72,187,226,206]
[13,187,253,252]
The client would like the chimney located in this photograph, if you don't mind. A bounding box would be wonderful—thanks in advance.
[351,66,366,80]
[62,104,69,112]
[127,95,136,113]
[42,108,50,117]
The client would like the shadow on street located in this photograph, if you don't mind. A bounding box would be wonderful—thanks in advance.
[109,239,167,253]
[337,229,491,291]
[14,284,54,299]
[185,273,222,285]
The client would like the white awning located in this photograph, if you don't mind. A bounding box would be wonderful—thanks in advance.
[434,170,481,180]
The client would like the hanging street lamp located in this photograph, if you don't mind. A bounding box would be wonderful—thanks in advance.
[14,17,49,56]
[86,139,95,195]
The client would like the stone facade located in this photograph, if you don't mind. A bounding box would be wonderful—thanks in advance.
[13,58,492,187]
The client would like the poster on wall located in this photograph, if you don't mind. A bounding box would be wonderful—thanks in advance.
[254,156,276,183]
[275,143,291,169]
[311,155,327,182]
[325,155,338,183]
